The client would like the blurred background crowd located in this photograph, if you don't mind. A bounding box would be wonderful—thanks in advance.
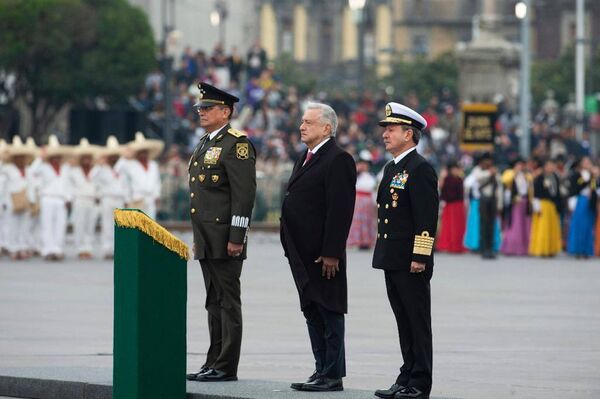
[1,0,600,260]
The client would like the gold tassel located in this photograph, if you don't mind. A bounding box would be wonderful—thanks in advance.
[114,209,189,260]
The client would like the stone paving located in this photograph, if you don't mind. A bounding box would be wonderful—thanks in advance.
[1,232,599,398]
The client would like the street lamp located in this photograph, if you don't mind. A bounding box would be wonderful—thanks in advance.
[348,0,366,91]
[516,0,530,158]
[211,0,228,47]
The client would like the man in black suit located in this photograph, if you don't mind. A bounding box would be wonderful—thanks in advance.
[280,102,356,392]
[373,102,439,399]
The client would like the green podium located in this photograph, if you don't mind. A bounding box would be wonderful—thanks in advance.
[113,209,189,399]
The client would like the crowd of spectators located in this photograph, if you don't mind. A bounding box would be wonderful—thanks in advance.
[134,42,596,221]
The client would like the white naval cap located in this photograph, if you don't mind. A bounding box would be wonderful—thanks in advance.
[378,102,427,130]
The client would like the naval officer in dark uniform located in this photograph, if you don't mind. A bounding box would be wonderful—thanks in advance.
[186,83,256,382]
[373,103,438,399]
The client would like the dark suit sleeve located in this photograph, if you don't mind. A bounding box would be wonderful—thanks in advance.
[321,151,357,259]
[223,137,257,244]
[409,162,439,264]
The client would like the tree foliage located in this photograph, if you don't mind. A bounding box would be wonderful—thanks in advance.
[382,52,458,101]
[0,0,155,138]
[531,45,600,106]
[273,53,318,95]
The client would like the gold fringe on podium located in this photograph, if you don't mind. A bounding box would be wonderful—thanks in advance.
[113,209,189,260]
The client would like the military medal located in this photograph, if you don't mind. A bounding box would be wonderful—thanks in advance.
[211,175,219,183]
[204,147,222,165]
[199,174,205,182]
[390,170,409,189]
[392,192,399,208]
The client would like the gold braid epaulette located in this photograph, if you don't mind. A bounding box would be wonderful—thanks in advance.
[227,127,247,138]
[114,209,189,260]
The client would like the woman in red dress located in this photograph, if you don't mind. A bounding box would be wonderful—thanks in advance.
[347,151,377,250]
[437,161,466,253]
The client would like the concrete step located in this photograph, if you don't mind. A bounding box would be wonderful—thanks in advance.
[0,368,457,399]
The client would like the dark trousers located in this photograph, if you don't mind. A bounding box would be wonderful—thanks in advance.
[384,270,432,394]
[199,259,243,375]
[302,302,346,379]
[479,196,496,254]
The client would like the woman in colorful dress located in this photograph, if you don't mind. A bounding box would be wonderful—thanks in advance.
[567,157,597,258]
[500,158,532,256]
[594,163,600,256]
[437,160,466,253]
[529,159,563,257]
[463,153,501,253]
[347,150,377,250]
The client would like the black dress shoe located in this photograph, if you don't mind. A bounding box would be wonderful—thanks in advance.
[290,371,319,390]
[301,376,343,392]
[186,365,210,381]
[195,368,237,382]
[375,383,405,398]
[394,386,429,399]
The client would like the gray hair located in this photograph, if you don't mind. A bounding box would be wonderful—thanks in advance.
[306,102,338,137]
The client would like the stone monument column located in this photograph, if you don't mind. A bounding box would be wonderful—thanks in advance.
[456,0,520,106]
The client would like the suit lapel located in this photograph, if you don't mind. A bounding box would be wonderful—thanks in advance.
[287,139,334,188]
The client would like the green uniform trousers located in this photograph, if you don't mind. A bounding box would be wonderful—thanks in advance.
[199,258,243,376]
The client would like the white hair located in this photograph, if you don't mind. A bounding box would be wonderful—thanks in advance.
[306,102,338,137]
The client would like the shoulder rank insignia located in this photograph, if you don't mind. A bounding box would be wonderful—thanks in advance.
[236,143,249,160]
[228,127,247,138]
[204,147,222,165]
[390,170,409,189]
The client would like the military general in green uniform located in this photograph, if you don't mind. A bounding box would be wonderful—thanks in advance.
[186,83,256,382]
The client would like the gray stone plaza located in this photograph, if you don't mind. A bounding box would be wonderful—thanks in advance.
[0,232,599,398]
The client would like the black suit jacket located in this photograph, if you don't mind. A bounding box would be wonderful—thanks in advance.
[280,138,356,314]
[372,149,439,276]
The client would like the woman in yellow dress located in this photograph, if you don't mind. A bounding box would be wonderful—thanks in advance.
[529,159,563,257]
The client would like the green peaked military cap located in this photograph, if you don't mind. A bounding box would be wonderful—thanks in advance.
[194,82,240,108]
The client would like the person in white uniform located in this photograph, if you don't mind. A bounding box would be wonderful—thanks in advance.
[0,139,9,256]
[39,135,73,261]
[93,136,129,259]
[123,132,163,219]
[3,136,39,259]
[25,137,43,256]
[69,138,100,259]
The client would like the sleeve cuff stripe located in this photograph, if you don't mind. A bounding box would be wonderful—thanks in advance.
[231,215,250,228]
[413,247,433,256]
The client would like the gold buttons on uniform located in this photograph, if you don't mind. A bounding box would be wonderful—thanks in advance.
[377,218,380,223]
[193,161,198,166]
[190,193,194,198]
[191,208,196,214]
[385,204,389,209]
[377,204,380,208]
[377,233,380,238]
[215,217,220,222]
[191,176,195,182]
[384,234,388,239]
[384,219,388,224]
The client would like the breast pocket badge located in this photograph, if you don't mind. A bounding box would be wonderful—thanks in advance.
[390,170,409,190]
[204,147,222,165]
